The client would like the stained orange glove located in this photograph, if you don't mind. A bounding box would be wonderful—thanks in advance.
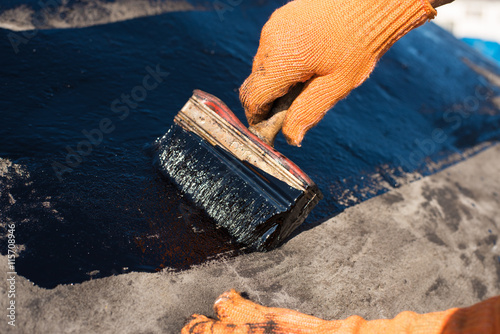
[240,0,436,146]
[182,290,500,333]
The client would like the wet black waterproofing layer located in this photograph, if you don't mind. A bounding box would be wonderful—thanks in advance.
[1,0,499,288]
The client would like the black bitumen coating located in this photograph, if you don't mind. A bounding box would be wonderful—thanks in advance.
[0,1,499,288]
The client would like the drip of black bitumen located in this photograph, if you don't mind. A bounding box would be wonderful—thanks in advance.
[154,124,321,251]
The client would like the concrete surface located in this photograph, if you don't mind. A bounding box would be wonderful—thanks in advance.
[1,144,499,333]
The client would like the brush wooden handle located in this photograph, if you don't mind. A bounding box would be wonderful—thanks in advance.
[248,82,305,147]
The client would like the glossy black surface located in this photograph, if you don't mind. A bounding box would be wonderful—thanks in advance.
[1,0,499,288]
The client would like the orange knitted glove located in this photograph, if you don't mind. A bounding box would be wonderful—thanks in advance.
[182,290,500,333]
[240,0,436,146]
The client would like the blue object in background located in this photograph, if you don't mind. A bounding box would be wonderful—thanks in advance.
[462,38,500,65]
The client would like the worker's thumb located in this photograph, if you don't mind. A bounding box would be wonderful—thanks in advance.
[283,74,353,146]
[240,62,310,127]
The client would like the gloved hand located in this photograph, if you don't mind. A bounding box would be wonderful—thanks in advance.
[240,0,436,146]
[182,289,500,333]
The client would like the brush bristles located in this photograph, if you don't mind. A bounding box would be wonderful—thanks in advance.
[154,125,308,251]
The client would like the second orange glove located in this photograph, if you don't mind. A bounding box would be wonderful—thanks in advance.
[182,290,500,333]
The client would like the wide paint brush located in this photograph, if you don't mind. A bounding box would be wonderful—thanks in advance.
[154,84,323,251]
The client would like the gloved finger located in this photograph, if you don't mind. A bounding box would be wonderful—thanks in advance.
[181,314,216,334]
[212,289,268,323]
[181,312,280,334]
[282,73,354,146]
[240,49,312,126]
[213,290,327,331]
